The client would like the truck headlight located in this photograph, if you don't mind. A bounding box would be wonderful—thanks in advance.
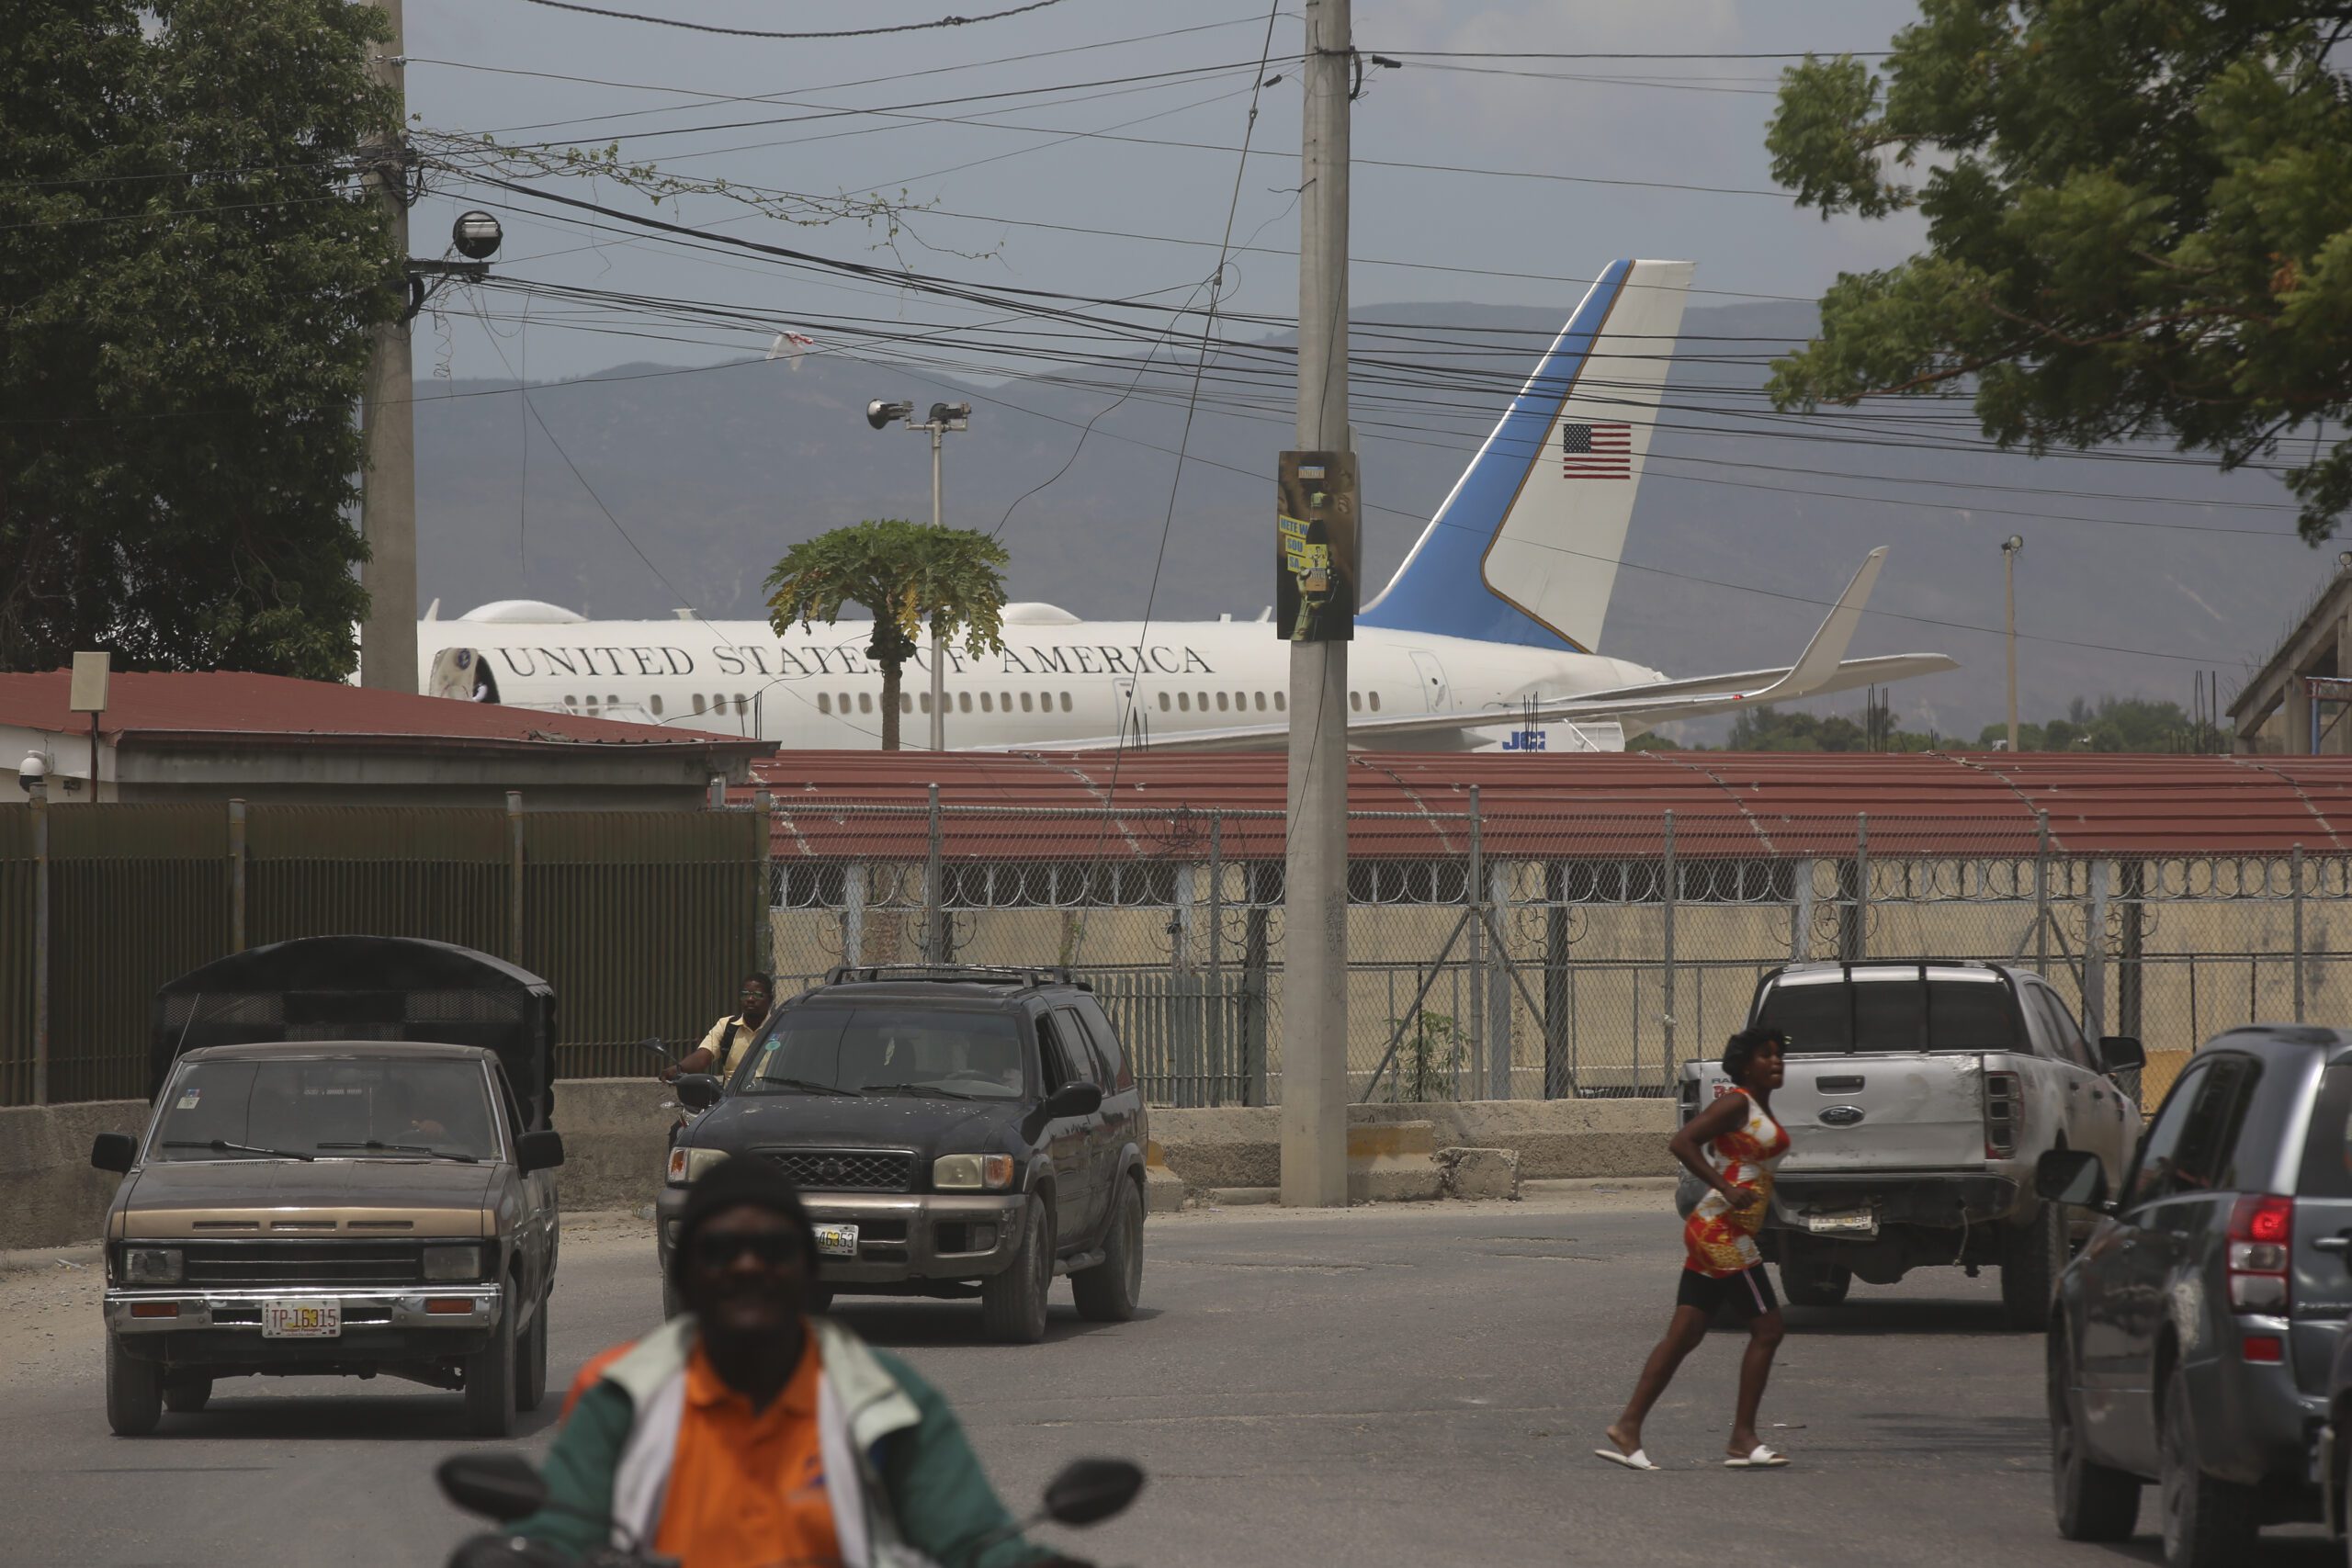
[933,1154,1015,1191]
[667,1145,729,1187]
[122,1247,183,1284]
[422,1244,484,1282]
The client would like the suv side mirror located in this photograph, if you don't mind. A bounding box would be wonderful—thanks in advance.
[1042,1081,1103,1120]
[674,1073,724,1111]
[2098,1034,2146,1073]
[515,1129,565,1174]
[2035,1146,2110,1211]
[90,1133,138,1174]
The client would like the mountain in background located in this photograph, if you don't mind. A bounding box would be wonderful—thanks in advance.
[414,299,2328,741]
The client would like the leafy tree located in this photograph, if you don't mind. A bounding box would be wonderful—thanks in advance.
[764,520,1009,750]
[1767,4,2352,539]
[1,0,401,676]
[1973,694,2218,751]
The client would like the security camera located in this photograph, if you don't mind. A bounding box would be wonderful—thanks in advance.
[865,400,913,431]
[17,752,46,793]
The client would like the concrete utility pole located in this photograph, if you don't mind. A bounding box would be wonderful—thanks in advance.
[2002,535,2024,751]
[358,0,417,692]
[928,419,947,751]
[1282,0,1351,1208]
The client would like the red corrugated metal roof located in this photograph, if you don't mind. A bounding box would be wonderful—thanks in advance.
[746,750,2352,860]
[0,670,761,753]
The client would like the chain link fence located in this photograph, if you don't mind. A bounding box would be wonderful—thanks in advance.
[766,796,2350,1111]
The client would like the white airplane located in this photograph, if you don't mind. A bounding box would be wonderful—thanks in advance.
[419,259,1956,752]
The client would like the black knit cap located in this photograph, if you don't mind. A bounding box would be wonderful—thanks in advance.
[667,1155,820,1298]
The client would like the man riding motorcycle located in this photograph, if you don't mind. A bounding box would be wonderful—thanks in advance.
[509,1158,1078,1568]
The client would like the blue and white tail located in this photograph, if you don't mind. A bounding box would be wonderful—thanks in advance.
[1358,258,1692,651]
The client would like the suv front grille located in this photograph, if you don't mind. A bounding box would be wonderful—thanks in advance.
[181,1241,424,1286]
[756,1148,914,1192]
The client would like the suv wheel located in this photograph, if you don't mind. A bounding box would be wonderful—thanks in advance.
[1778,1255,1851,1309]
[2049,1328,2138,1540]
[1999,1201,2066,1330]
[980,1194,1054,1344]
[2159,1360,2256,1567]
[163,1372,213,1415]
[514,1296,549,1414]
[464,1285,518,1438]
[1071,1179,1144,1322]
[105,1334,162,1436]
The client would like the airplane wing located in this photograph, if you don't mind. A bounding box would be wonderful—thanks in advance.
[983,549,1959,753]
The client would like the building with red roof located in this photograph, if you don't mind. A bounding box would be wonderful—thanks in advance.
[0,670,774,808]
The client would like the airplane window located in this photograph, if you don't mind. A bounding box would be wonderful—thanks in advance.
[733,694,748,715]
[901,694,912,714]
[1233,692,1245,710]
[563,696,578,709]
[818,694,832,715]
[650,695,664,716]
[980,693,993,713]
[919,693,933,714]
[1216,693,1229,712]
[838,693,850,713]
[1157,693,1170,712]
[1001,691,1013,712]
[1274,692,1286,712]
[1369,692,1381,712]
[1059,694,1072,712]
[1196,691,1209,710]
[859,694,873,714]
[608,694,621,707]
[1254,692,1267,711]
[1020,692,1034,713]
[958,692,972,713]
[1178,693,1191,712]
[1349,691,1363,712]
[690,694,703,715]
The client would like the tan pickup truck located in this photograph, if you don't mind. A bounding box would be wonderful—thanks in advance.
[93,1039,563,1437]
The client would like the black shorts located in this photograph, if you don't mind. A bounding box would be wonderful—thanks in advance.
[1677,1263,1779,1321]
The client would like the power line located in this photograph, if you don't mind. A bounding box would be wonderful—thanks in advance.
[512,0,1072,40]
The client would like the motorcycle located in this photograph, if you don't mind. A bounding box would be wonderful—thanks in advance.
[437,1450,1145,1568]
[635,1036,691,1149]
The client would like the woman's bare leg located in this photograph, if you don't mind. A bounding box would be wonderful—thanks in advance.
[1727,1307,1785,1455]
[1606,1304,1711,1455]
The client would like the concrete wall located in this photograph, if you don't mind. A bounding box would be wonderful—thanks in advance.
[1,1084,1678,1251]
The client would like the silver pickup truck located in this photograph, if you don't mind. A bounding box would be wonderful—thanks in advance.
[1679,960,2146,1329]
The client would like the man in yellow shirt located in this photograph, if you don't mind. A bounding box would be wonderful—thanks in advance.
[515,1159,1075,1568]
[665,973,774,1084]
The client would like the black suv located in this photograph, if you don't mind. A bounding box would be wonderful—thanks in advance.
[2038,1026,2352,1568]
[659,965,1148,1343]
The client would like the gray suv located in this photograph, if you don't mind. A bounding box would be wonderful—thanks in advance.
[2038,1026,2352,1568]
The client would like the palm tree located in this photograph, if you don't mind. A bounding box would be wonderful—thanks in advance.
[763,519,1009,750]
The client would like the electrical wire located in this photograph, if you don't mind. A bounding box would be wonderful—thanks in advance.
[512,0,1071,41]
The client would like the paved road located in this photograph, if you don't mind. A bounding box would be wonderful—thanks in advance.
[0,1193,2333,1568]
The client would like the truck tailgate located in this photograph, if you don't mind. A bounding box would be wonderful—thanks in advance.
[1689,1053,1987,1172]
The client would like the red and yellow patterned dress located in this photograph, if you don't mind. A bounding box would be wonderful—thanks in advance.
[1683,1093,1792,1277]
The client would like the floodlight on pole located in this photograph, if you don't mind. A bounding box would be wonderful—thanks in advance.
[451,210,503,260]
[2001,536,2025,753]
[865,398,970,750]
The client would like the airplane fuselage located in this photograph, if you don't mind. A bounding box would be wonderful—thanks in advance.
[423,612,1666,751]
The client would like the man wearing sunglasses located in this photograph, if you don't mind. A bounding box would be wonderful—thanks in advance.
[511,1158,1074,1568]
[663,972,775,1085]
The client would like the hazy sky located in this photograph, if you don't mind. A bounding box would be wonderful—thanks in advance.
[402,0,1930,383]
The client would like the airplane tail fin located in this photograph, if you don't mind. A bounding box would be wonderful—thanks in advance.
[1358,258,1693,651]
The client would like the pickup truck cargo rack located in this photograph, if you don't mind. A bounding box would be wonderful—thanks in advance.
[820,964,1093,992]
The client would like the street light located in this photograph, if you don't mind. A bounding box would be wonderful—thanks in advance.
[451,210,504,261]
[866,399,974,750]
[2001,536,2025,753]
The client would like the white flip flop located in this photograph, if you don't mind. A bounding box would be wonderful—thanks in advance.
[1724,1444,1790,1469]
[1595,1446,1661,1472]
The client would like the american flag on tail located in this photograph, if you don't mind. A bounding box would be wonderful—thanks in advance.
[1560,421,1632,479]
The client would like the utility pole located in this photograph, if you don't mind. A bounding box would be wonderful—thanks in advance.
[358,0,416,692]
[2002,535,2024,751]
[928,419,947,751]
[1282,0,1351,1208]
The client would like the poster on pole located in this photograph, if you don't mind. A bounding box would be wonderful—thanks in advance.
[1276,450,1359,642]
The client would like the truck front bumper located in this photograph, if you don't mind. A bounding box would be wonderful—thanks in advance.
[656,1186,1026,1285]
[104,1284,503,1357]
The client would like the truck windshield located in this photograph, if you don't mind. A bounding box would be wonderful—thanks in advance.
[1757,976,2021,1053]
[743,1007,1028,1100]
[151,1059,500,1162]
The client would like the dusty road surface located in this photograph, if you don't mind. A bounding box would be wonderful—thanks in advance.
[0,1191,2329,1567]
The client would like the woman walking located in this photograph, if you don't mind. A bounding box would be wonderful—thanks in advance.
[1600,1026,1793,1471]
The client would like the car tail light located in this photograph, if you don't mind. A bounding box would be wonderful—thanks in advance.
[2227,1194,2293,1313]
[424,1298,475,1315]
[1983,1072,2022,1158]
[2242,1335,2285,1364]
[129,1301,179,1319]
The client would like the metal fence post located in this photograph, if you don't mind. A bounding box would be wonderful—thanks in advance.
[2084,859,2109,1037]
[1661,809,1677,1090]
[504,792,525,966]
[1467,786,1487,1099]
[30,793,48,1106]
[752,787,773,975]
[1543,861,1570,1100]
[228,798,249,953]
[2294,842,2307,1023]
[1207,813,1225,1102]
[1792,858,1813,962]
[925,783,944,964]
[2035,811,2051,977]
[1488,856,1513,1100]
